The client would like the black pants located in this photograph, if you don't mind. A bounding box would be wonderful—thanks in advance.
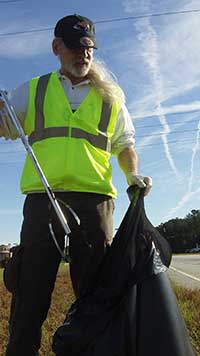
[5,192,114,356]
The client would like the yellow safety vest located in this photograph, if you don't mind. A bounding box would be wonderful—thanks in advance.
[20,71,121,198]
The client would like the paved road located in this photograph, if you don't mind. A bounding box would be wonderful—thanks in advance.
[168,254,200,290]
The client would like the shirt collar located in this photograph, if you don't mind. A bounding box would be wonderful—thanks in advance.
[57,70,91,87]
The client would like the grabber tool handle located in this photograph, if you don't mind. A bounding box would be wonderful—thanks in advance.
[0,90,71,237]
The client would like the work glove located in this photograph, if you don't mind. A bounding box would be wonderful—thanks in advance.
[0,99,19,140]
[126,172,152,196]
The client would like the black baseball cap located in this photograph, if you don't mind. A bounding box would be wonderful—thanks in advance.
[54,14,98,49]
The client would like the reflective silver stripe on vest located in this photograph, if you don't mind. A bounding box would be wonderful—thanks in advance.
[34,73,51,131]
[29,127,70,145]
[72,128,109,151]
[28,74,112,151]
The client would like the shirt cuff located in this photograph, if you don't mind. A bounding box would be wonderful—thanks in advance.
[111,136,135,155]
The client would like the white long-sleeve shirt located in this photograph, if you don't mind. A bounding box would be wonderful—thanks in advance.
[0,71,135,155]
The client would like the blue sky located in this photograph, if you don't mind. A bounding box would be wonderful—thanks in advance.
[1,0,200,245]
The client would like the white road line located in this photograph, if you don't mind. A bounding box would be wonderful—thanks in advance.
[170,266,200,283]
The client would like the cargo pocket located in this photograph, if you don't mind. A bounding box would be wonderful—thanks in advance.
[3,245,24,293]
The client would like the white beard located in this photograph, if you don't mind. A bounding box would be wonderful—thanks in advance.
[62,60,91,78]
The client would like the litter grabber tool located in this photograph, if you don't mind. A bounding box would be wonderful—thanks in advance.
[0,90,80,262]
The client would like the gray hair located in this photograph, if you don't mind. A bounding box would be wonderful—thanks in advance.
[87,59,125,104]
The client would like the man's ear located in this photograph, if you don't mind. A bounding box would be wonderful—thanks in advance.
[52,38,61,55]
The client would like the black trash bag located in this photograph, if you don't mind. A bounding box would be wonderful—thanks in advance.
[3,245,24,293]
[52,186,195,356]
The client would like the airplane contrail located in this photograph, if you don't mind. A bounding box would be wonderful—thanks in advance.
[188,119,200,192]
[132,101,200,120]
[164,186,200,221]
[136,18,178,176]
[164,118,200,220]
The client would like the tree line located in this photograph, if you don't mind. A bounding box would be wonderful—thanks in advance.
[156,209,200,253]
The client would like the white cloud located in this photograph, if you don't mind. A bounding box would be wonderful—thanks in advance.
[131,101,200,120]
[0,22,52,58]
[0,33,52,58]
[121,0,200,219]
[121,0,200,118]
[122,0,153,13]
[133,16,178,174]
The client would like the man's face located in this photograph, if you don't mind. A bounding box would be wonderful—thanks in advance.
[53,39,93,78]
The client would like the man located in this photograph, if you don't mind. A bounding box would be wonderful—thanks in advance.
[0,14,152,356]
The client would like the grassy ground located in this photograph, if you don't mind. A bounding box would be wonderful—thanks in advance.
[0,268,4,280]
[0,265,199,355]
[0,264,74,356]
[172,283,200,355]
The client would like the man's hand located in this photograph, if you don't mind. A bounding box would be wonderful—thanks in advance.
[126,172,152,196]
[0,99,18,140]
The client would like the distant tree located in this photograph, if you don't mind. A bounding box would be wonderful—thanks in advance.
[156,209,200,253]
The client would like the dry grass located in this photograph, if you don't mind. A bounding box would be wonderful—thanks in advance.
[0,266,199,355]
[173,284,200,355]
[0,264,74,356]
